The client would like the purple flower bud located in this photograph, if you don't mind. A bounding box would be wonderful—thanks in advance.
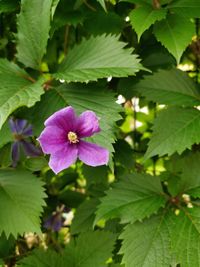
[37,107,109,174]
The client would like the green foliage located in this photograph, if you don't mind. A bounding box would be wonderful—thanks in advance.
[168,0,200,18]
[135,68,200,106]
[16,0,53,69]
[95,173,166,224]
[0,169,46,237]
[119,211,171,267]
[54,35,145,82]
[63,231,116,267]
[0,59,44,130]
[71,199,99,234]
[129,4,167,40]
[145,107,200,158]
[18,249,64,267]
[154,14,195,63]
[2,0,200,265]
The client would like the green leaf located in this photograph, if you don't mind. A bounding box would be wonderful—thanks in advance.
[54,83,122,158]
[0,0,19,13]
[53,35,145,82]
[95,173,166,224]
[154,14,195,63]
[168,0,200,18]
[18,249,64,267]
[0,169,46,237]
[167,152,200,197]
[135,68,200,106]
[145,107,200,158]
[71,199,99,234]
[0,59,44,130]
[129,4,167,40]
[119,211,171,267]
[16,0,53,69]
[169,207,200,267]
[63,231,116,267]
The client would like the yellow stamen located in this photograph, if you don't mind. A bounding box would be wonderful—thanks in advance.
[67,131,79,144]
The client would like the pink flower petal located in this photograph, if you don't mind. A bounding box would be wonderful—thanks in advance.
[77,111,100,138]
[49,144,78,174]
[44,106,77,132]
[78,141,109,166]
[37,126,67,154]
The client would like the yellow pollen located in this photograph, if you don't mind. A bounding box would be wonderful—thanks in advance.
[67,131,79,143]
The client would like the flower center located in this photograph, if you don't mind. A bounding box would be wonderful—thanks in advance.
[67,131,79,144]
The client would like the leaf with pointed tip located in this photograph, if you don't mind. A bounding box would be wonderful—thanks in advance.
[129,4,167,40]
[0,59,44,130]
[135,68,200,106]
[145,107,200,158]
[154,14,195,63]
[168,0,200,18]
[119,211,171,267]
[53,35,145,83]
[0,169,46,238]
[16,0,53,69]
[95,173,166,224]
[63,231,116,267]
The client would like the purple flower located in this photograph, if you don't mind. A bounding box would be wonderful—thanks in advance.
[9,118,42,166]
[37,106,109,174]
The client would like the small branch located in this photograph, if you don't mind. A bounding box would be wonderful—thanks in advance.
[152,0,160,9]
[64,25,70,55]
[23,75,36,83]
[84,0,96,11]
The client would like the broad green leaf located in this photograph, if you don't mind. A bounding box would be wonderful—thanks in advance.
[71,199,99,234]
[119,211,171,267]
[0,59,44,130]
[169,207,200,267]
[95,173,166,224]
[129,4,167,40]
[0,169,46,237]
[154,14,195,63]
[16,0,53,69]
[168,0,200,18]
[167,152,200,198]
[18,249,64,267]
[55,83,122,158]
[135,68,200,106]
[63,231,116,267]
[145,107,200,158]
[0,0,19,13]
[53,35,145,82]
